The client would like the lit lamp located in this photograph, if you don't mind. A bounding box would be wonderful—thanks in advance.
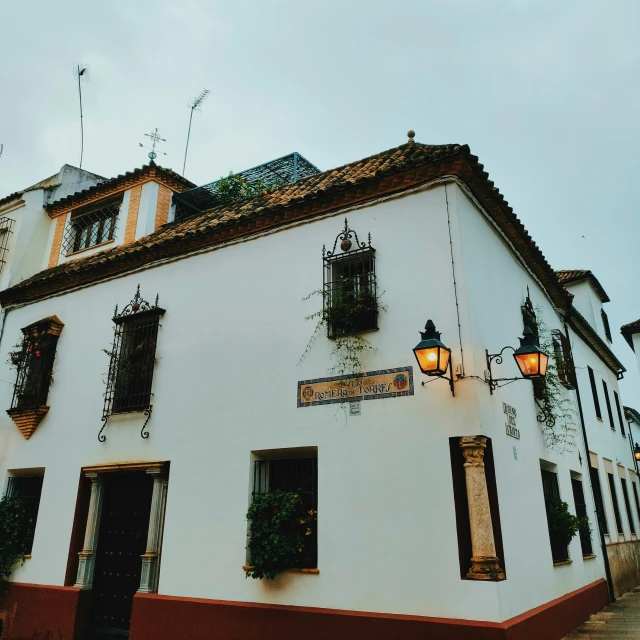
[413,320,454,395]
[634,444,640,462]
[513,327,549,379]
[486,326,548,394]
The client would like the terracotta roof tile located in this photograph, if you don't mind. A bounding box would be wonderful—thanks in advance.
[621,318,640,350]
[556,269,610,303]
[0,141,572,310]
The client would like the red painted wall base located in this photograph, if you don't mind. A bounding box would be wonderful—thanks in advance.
[130,579,609,640]
[0,578,609,640]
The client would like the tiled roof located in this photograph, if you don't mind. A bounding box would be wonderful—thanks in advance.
[567,306,625,375]
[621,318,640,351]
[624,406,640,425]
[46,162,196,216]
[556,269,610,303]
[0,140,574,309]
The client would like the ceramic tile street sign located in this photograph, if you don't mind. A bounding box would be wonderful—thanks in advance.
[298,366,414,408]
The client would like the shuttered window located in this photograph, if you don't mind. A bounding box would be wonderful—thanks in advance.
[614,391,626,436]
[601,309,612,343]
[607,472,624,535]
[6,475,44,554]
[571,477,593,556]
[541,469,569,562]
[590,466,608,535]
[620,477,636,535]
[603,381,615,430]
[588,367,602,420]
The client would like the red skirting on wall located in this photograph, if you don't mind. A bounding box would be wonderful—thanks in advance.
[0,582,90,640]
[129,578,609,640]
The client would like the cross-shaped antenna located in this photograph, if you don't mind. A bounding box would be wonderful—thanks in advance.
[139,128,167,162]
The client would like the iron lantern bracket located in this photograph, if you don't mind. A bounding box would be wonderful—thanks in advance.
[420,357,455,397]
[485,347,522,395]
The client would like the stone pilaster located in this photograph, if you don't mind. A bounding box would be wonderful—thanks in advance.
[74,472,104,589]
[138,468,167,593]
[459,436,505,580]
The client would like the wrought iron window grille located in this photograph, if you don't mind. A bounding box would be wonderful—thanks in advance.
[8,320,61,412]
[100,285,165,443]
[0,216,15,274]
[253,458,318,569]
[322,219,377,339]
[61,198,122,255]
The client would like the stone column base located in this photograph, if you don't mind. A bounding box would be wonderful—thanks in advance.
[138,553,160,593]
[467,556,506,581]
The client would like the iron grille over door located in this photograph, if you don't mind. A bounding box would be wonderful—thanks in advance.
[541,469,569,562]
[6,475,44,554]
[253,458,318,568]
[570,477,593,556]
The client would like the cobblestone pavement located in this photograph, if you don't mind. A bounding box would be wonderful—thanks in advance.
[563,587,640,639]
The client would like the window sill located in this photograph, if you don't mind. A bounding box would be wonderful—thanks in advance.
[553,559,573,567]
[582,554,597,561]
[242,565,319,575]
[65,239,115,258]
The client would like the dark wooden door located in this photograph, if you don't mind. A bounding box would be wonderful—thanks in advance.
[89,471,153,637]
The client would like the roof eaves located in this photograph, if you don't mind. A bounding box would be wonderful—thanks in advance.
[624,406,640,425]
[620,319,640,351]
[556,270,610,303]
[568,306,626,376]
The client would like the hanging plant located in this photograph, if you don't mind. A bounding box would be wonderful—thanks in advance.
[534,307,578,453]
[299,289,385,378]
[0,495,32,585]
[546,498,588,552]
[245,490,317,580]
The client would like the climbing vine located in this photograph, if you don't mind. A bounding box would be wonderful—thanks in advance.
[299,289,385,377]
[0,495,32,585]
[546,498,589,552]
[211,173,283,206]
[534,307,578,453]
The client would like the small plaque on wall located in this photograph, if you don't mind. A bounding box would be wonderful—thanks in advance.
[298,366,414,408]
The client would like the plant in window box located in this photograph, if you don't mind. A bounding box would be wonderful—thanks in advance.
[245,490,317,580]
[545,498,588,558]
[0,495,33,585]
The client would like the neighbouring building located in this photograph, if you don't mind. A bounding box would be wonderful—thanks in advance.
[0,138,638,640]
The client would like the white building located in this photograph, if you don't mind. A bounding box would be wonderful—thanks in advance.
[0,139,637,640]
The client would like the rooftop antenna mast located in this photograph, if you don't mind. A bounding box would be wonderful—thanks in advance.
[74,64,90,169]
[182,89,210,176]
[139,128,167,162]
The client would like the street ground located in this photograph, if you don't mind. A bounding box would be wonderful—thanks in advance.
[563,587,640,639]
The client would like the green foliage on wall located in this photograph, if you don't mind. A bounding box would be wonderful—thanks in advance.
[546,498,589,552]
[0,495,32,585]
[245,490,317,580]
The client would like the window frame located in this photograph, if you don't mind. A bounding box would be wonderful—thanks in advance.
[603,380,616,431]
[571,476,593,556]
[588,367,602,420]
[5,474,45,555]
[601,308,612,343]
[541,467,570,563]
[613,391,626,436]
[620,476,636,535]
[551,329,575,389]
[589,465,608,535]
[251,454,318,570]
[62,197,122,255]
[607,472,625,536]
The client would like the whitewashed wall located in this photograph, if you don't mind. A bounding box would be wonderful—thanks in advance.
[0,182,630,623]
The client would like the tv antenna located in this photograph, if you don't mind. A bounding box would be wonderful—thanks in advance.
[139,128,167,162]
[182,88,210,175]
[74,64,90,169]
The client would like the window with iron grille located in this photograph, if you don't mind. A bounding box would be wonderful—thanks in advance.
[541,469,569,562]
[570,477,593,556]
[252,457,318,568]
[552,330,575,389]
[614,391,626,436]
[6,475,44,554]
[588,367,602,420]
[8,318,62,411]
[101,286,164,442]
[607,472,624,535]
[620,476,636,535]
[323,219,377,339]
[603,381,615,430]
[61,198,122,255]
[590,466,608,535]
[601,309,612,343]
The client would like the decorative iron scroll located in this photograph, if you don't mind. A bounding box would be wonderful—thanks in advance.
[322,218,373,261]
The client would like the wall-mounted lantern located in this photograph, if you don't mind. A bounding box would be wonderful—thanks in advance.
[486,327,548,394]
[412,320,454,396]
[634,444,640,462]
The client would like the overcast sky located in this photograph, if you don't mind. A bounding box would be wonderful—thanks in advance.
[1,0,639,400]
